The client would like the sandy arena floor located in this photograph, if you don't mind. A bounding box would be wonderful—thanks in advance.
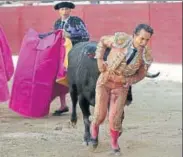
[0,59,182,157]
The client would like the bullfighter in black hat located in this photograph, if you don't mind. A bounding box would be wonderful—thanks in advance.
[40,1,90,46]
[40,1,90,116]
[54,1,90,45]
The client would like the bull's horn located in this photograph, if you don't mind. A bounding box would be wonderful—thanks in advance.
[146,71,160,78]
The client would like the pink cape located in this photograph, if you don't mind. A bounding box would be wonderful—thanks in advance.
[9,29,68,118]
[0,27,14,102]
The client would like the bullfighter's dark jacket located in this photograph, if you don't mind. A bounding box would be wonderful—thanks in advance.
[39,16,90,45]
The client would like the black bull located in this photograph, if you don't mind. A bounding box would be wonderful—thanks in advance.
[67,41,160,145]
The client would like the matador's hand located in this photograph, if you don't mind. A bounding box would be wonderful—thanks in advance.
[97,59,107,73]
[62,30,71,38]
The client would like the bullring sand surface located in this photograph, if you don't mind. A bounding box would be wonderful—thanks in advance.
[0,57,182,157]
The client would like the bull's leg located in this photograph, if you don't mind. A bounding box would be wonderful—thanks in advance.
[126,85,133,106]
[70,85,78,125]
[78,95,91,145]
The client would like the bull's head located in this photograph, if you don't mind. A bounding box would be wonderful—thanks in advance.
[146,71,160,78]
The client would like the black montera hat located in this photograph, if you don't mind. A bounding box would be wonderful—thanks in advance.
[54,2,75,10]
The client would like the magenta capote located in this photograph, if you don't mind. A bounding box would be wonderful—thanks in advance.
[0,27,14,102]
[9,29,68,118]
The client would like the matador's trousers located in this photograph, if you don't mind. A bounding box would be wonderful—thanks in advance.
[91,73,129,150]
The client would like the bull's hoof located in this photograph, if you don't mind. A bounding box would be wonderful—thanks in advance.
[82,141,90,146]
[84,135,91,146]
[70,117,77,126]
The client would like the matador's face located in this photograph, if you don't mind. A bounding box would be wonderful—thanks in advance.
[133,29,151,49]
[59,8,71,18]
